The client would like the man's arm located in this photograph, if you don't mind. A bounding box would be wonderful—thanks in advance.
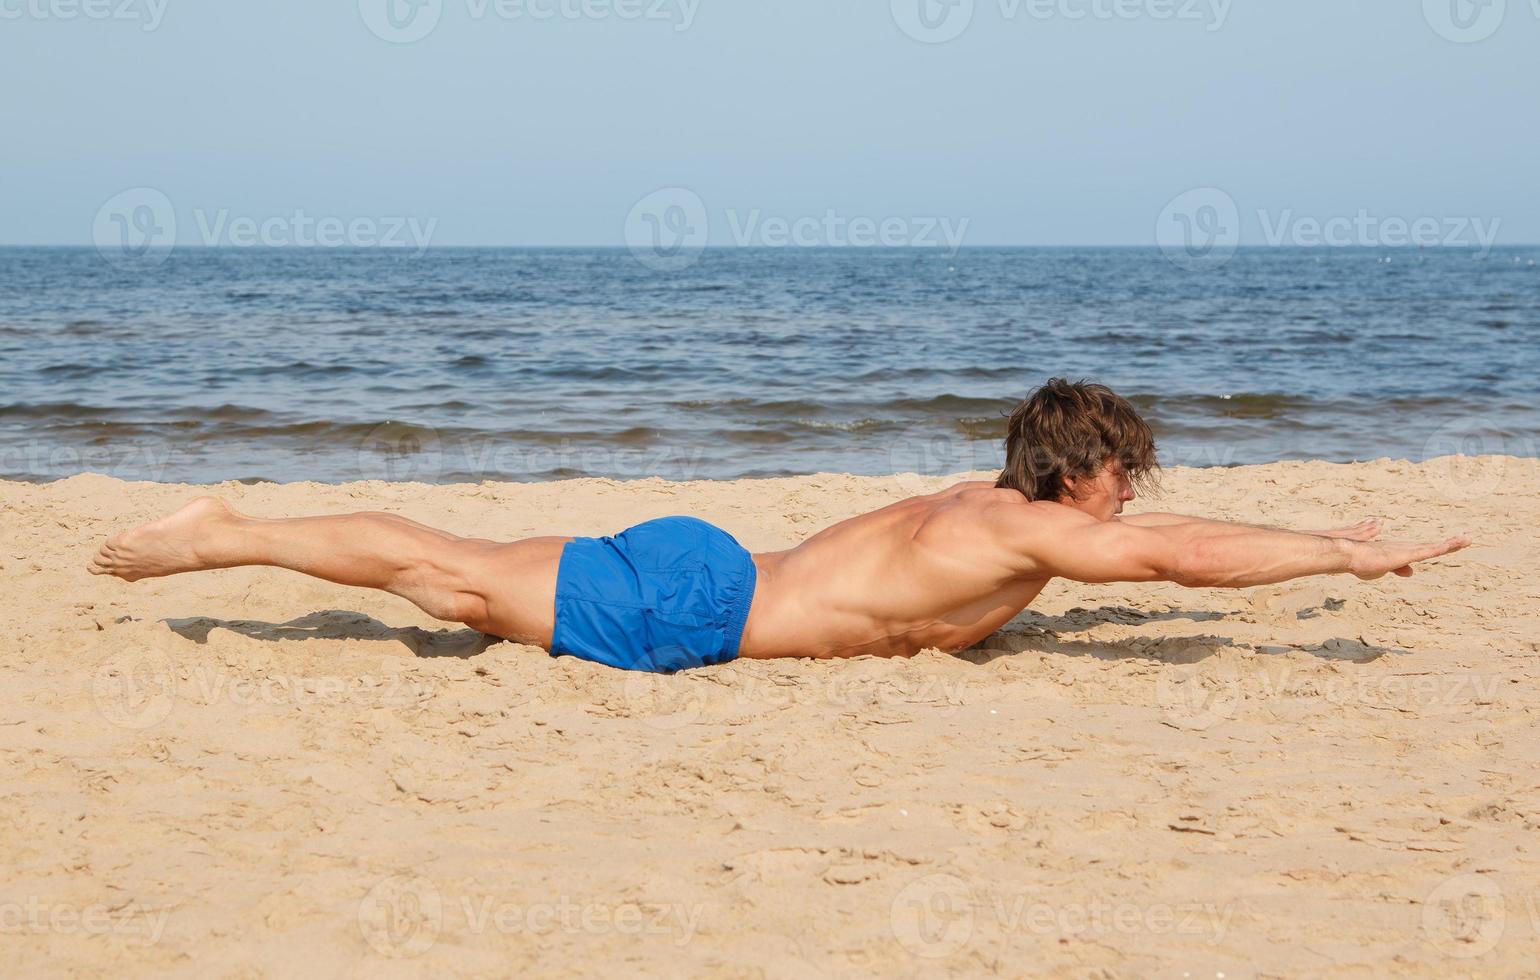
[1117,513,1383,540]
[1115,513,1190,527]
[1117,513,1276,529]
[1012,508,1469,588]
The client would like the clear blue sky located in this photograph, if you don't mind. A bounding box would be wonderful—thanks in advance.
[2,0,1535,246]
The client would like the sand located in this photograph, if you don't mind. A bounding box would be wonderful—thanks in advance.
[3,457,1537,977]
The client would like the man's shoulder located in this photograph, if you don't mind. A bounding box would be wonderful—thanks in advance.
[952,490,1098,533]
[924,491,1107,577]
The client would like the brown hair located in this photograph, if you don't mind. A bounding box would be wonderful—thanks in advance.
[995,378,1160,502]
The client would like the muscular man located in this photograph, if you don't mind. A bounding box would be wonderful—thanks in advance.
[89,380,1471,673]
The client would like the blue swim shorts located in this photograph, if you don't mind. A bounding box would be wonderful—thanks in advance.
[549,516,757,673]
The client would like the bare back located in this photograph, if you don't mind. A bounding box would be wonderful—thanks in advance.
[739,482,1051,660]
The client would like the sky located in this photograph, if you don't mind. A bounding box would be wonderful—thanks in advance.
[1,0,1536,248]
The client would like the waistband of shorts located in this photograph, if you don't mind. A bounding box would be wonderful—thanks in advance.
[720,553,757,658]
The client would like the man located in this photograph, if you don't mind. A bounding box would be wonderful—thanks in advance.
[89,380,1471,673]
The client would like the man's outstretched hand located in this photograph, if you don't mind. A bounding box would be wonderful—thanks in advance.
[1314,518,1383,541]
[1347,536,1472,580]
[1313,519,1471,579]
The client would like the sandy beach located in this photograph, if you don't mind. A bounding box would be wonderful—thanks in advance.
[3,457,1537,977]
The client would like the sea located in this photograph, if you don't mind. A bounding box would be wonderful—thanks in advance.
[1,246,1536,485]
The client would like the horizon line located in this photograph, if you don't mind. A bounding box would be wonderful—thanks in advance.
[3,243,1537,250]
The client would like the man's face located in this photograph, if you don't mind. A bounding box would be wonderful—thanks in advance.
[1061,459,1136,521]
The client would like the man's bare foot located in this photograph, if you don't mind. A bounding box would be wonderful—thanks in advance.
[1313,518,1382,542]
[88,497,237,582]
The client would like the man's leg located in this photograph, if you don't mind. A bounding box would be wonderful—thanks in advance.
[88,497,569,646]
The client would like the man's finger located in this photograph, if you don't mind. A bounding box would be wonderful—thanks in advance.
[1393,566,1413,578]
[1432,536,1472,558]
[1403,537,1470,565]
